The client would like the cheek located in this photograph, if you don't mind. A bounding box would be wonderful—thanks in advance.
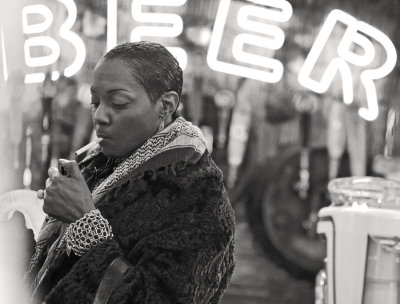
[115,112,159,143]
[100,111,159,158]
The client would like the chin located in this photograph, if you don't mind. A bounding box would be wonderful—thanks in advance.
[100,145,133,159]
[100,147,122,159]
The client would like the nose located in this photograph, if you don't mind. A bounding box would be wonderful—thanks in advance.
[92,102,111,126]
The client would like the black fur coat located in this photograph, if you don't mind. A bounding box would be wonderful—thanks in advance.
[28,151,235,304]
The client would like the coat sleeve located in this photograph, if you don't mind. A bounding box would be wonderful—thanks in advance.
[45,176,235,304]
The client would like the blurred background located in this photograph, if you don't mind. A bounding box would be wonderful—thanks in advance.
[1,0,400,303]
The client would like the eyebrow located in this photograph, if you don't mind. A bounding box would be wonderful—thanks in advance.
[90,88,130,94]
[107,88,130,94]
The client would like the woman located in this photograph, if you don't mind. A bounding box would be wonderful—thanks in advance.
[27,41,235,303]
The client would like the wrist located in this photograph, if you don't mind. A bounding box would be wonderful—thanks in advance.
[79,201,96,218]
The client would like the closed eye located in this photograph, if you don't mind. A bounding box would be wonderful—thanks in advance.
[111,98,130,106]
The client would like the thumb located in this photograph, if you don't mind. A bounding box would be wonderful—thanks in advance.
[58,159,82,179]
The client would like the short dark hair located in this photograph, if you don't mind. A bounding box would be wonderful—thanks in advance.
[103,41,182,118]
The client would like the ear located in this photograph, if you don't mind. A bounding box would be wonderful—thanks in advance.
[158,91,179,118]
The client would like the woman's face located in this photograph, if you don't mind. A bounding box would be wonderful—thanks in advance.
[90,58,161,158]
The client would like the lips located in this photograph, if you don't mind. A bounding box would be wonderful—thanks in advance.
[96,132,111,140]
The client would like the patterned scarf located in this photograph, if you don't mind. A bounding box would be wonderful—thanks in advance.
[90,117,207,203]
[28,117,207,295]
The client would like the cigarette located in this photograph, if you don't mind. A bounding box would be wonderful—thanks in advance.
[74,138,103,158]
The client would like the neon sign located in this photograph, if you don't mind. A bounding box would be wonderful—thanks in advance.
[22,0,86,84]
[107,0,118,51]
[2,1,398,120]
[298,9,397,121]
[22,4,60,83]
[130,0,188,70]
[207,0,293,83]
[58,0,86,78]
[1,28,8,81]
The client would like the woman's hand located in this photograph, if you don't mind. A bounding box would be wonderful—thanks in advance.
[43,159,95,223]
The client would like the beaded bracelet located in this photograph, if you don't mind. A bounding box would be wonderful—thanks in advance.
[64,209,113,256]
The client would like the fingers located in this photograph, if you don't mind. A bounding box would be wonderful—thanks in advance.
[46,165,63,192]
[58,159,81,179]
[48,167,60,180]
[37,189,45,199]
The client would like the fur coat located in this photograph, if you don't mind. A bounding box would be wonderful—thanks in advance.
[27,148,235,304]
